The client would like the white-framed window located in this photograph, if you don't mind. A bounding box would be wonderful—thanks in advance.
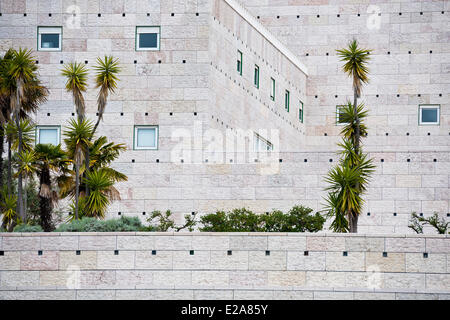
[254,65,259,88]
[38,26,62,51]
[299,100,304,123]
[237,50,243,75]
[419,105,440,125]
[285,90,290,112]
[336,105,347,125]
[134,126,158,150]
[270,78,275,101]
[36,126,60,145]
[253,133,273,152]
[136,26,160,51]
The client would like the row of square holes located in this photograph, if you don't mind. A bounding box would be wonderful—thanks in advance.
[0,250,431,258]
[3,13,201,17]
[315,94,443,98]
[257,11,445,19]
[307,50,437,56]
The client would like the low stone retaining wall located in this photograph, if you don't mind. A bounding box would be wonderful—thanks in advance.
[0,232,449,300]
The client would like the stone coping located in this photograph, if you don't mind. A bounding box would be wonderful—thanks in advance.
[0,232,448,238]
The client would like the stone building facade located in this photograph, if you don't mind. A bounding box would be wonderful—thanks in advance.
[0,0,448,233]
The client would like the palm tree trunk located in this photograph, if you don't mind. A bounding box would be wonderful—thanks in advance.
[23,176,27,218]
[0,126,4,187]
[7,137,12,196]
[39,167,54,231]
[351,86,360,233]
[75,159,80,220]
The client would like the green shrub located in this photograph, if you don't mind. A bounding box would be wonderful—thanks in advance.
[409,212,449,234]
[199,206,325,232]
[55,216,150,232]
[13,224,44,232]
[146,210,197,232]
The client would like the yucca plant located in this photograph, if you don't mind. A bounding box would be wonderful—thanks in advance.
[92,56,120,136]
[0,186,18,231]
[63,118,93,220]
[83,169,119,219]
[61,62,88,120]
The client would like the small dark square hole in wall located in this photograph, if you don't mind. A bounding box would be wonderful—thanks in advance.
[326,53,329,56]
[315,95,318,98]
[134,60,137,64]
[442,11,444,14]
[433,159,437,162]
[387,51,390,55]
[36,61,39,64]
[396,94,400,97]
[156,159,159,163]
[147,13,150,16]
[357,13,360,17]
[254,159,258,162]
[190,250,194,255]
[47,113,50,116]
[317,15,320,18]
[306,53,309,56]
[194,112,197,116]
[383,252,388,257]
[367,212,371,216]
[98,13,101,17]
[335,95,338,98]
[0,13,2,16]
[304,251,309,256]
[297,15,300,18]
[76,250,81,255]
[439,94,442,97]
[257,16,260,19]
[420,12,423,15]
[120,112,124,116]
[0,251,4,256]
[122,13,125,17]
[419,213,423,217]
[399,12,402,15]
[408,51,411,54]
[171,13,174,16]
[49,13,52,17]
[447,213,450,217]
[85,60,88,64]
[343,251,348,256]
[423,253,428,258]
[170,112,173,116]
[145,112,148,116]
[304,159,307,162]
[114,250,119,255]
[158,60,161,64]
[142,212,146,216]
[205,159,208,163]
[376,94,379,98]
[38,250,43,256]
[324,133,327,136]
[196,13,199,16]
[393,212,397,216]
[183,60,186,63]
[229,159,233,163]
[24,13,27,16]
[265,250,270,256]
[329,159,333,162]
[430,51,432,54]
[427,132,430,136]
[385,133,389,136]
[407,159,410,162]
[277,16,280,19]
[60,60,63,64]
[227,250,232,256]
[72,113,75,116]
[279,159,283,163]
[181,159,184,163]
[381,159,384,162]
[152,250,156,255]
[406,132,409,136]
[118,212,121,215]
[96,112,99,116]
[337,14,340,17]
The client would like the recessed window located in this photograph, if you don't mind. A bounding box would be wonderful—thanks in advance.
[270,78,275,101]
[299,100,304,123]
[253,133,273,152]
[136,26,160,51]
[336,105,347,125]
[254,65,259,88]
[38,26,62,51]
[36,126,60,145]
[419,105,440,125]
[134,126,158,150]
[285,90,290,112]
[237,50,243,75]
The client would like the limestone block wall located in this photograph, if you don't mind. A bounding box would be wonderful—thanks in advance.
[0,233,449,300]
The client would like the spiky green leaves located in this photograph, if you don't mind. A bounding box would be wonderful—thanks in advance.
[61,62,88,118]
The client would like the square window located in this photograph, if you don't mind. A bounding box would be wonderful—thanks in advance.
[299,100,304,123]
[254,65,259,88]
[336,105,347,125]
[253,133,273,152]
[134,126,158,150]
[419,105,439,125]
[38,27,62,51]
[36,126,60,145]
[270,78,275,101]
[237,50,243,75]
[285,90,290,112]
[136,26,160,51]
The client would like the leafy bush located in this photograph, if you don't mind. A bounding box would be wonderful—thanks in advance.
[147,210,197,232]
[13,224,44,232]
[409,212,449,234]
[199,206,325,232]
[55,216,149,232]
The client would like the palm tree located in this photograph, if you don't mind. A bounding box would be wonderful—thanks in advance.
[0,186,17,231]
[63,118,93,220]
[34,143,69,231]
[15,150,37,219]
[92,56,120,136]
[336,40,371,155]
[83,169,120,219]
[8,48,41,222]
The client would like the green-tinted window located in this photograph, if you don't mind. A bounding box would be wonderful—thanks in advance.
[270,78,275,101]
[419,105,440,125]
[285,90,290,112]
[237,50,243,75]
[254,65,259,88]
[299,101,304,123]
[336,105,347,125]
